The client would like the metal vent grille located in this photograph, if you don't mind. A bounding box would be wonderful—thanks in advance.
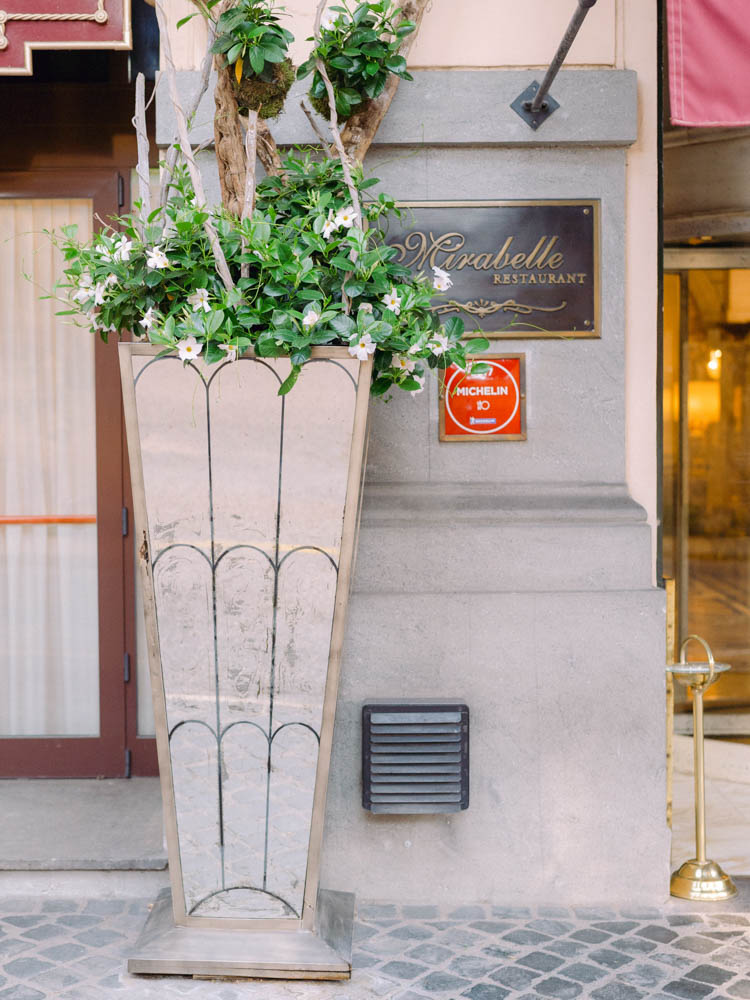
[362,701,469,814]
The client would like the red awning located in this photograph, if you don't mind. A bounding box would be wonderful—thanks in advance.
[667,0,750,127]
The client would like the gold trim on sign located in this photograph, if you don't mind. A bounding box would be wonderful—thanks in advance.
[0,0,131,75]
[394,200,601,341]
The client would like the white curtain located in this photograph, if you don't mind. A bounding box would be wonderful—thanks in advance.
[0,199,100,737]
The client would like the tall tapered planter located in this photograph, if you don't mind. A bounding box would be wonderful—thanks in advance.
[120,344,371,979]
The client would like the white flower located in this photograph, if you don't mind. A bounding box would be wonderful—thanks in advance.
[177,336,202,361]
[219,344,238,362]
[348,333,377,361]
[139,307,157,331]
[428,333,449,356]
[322,212,338,239]
[187,288,211,313]
[146,246,169,270]
[113,238,133,263]
[302,309,320,329]
[72,276,93,304]
[382,289,401,315]
[98,241,114,261]
[410,374,426,395]
[94,282,106,306]
[320,9,342,31]
[359,302,373,314]
[335,206,357,229]
[392,353,415,374]
[432,265,453,291]
[105,273,118,288]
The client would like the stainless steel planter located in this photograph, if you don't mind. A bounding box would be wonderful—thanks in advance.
[119,344,371,979]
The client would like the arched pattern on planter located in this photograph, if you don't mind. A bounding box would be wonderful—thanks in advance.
[129,350,359,922]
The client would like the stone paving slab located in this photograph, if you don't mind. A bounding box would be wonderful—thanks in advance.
[0,896,748,999]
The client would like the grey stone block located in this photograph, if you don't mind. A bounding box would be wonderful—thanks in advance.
[672,936,721,955]
[418,971,472,993]
[533,978,582,999]
[491,966,541,989]
[590,986,646,1000]
[406,943,455,964]
[571,929,611,944]
[661,980,714,1000]
[560,962,608,983]
[729,984,750,1000]
[588,948,634,969]
[546,941,588,958]
[461,985,510,1000]
[685,964,735,986]
[0,987,45,1000]
[517,952,565,973]
[3,957,52,978]
[636,924,679,944]
[381,960,430,980]
[448,956,501,979]
[156,70,637,149]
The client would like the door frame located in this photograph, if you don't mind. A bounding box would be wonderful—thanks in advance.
[0,169,155,776]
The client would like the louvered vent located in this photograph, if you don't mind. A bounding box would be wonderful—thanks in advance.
[362,701,469,814]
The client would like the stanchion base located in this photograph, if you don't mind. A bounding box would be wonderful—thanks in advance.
[670,859,737,901]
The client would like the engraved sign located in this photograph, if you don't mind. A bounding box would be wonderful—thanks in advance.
[388,201,599,339]
[439,355,526,442]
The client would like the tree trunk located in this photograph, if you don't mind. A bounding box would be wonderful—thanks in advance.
[341,0,431,164]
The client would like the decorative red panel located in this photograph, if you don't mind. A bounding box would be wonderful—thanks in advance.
[0,0,130,75]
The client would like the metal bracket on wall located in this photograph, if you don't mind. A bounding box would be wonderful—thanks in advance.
[510,0,598,130]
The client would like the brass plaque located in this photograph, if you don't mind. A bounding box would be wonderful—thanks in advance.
[388,201,600,339]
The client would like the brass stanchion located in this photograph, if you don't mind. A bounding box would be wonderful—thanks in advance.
[666,635,737,901]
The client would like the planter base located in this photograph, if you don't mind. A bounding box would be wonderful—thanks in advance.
[128,888,354,980]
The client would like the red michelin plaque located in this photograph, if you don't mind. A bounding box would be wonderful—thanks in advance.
[0,0,130,76]
[439,354,526,441]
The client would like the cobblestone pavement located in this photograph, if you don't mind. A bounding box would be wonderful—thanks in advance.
[1,895,750,999]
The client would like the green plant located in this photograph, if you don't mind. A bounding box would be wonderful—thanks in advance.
[211,0,295,117]
[297,1,414,120]
[57,158,488,397]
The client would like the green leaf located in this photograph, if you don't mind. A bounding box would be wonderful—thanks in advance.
[227,42,243,64]
[176,13,196,28]
[443,316,465,340]
[465,336,489,353]
[370,376,392,396]
[248,45,265,74]
[344,279,364,297]
[330,313,356,336]
[278,365,301,395]
[385,55,407,73]
[329,55,354,70]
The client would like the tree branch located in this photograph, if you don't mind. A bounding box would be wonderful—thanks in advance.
[341,0,430,164]
[257,118,285,177]
[213,59,247,216]
[313,0,361,226]
[159,19,216,211]
[240,109,258,279]
[133,73,152,235]
[300,98,333,156]
[155,0,234,291]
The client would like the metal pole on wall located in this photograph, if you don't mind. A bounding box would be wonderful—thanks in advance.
[510,0,599,130]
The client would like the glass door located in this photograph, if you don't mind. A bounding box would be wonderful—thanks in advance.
[0,173,133,776]
[663,257,750,720]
